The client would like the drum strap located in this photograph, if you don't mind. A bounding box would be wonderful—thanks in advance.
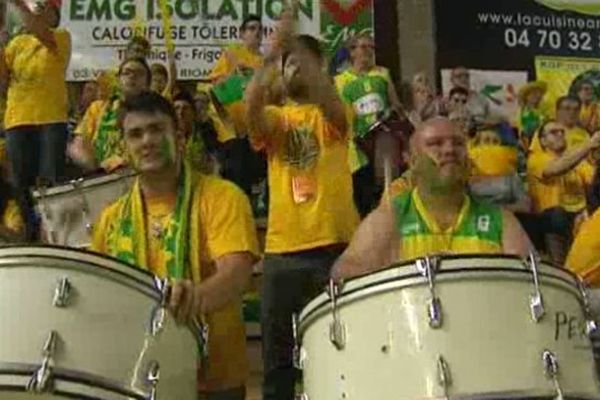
[105,162,201,283]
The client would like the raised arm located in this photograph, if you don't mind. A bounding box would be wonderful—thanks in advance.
[9,0,57,50]
[310,68,348,136]
[331,203,398,281]
[542,132,600,179]
[244,63,281,150]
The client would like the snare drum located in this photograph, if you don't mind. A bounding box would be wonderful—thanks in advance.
[297,254,600,400]
[32,173,135,248]
[0,246,201,399]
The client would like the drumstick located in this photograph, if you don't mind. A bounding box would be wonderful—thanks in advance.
[383,155,392,207]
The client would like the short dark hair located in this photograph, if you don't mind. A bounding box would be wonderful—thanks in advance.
[449,87,469,99]
[240,15,262,31]
[173,90,195,107]
[556,95,581,110]
[282,34,324,68]
[118,57,152,86]
[127,36,151,52]
[118,91,177,132]
[537,118,558,142]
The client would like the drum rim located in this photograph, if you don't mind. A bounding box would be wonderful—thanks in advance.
[299,254,581,326]
[31,171,137,198]
[0,245,205,342]
[0,361,147,399]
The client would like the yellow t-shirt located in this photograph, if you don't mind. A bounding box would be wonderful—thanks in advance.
[4,29,71,130]
[527,151,594,213]
[529,125,589,153]
[208,44,263,82]
[567,209,600,286]
[469,144,518,177]
[91,175,259,391]
[249,103,359,253]
[75,99,107,142]
[3,199,23,234]
[209,44,263,137]
[581,102,600,132]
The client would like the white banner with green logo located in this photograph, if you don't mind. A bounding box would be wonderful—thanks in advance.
[40,0,373,82]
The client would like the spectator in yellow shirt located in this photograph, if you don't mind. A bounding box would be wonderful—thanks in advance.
[1,0,71,240]
[567,208,600,286]
[208,15,264,197]
[527,120,600,264]
[68,57,151,172]
[245,8,359,398]
[530,96,589,153]
[577,80,600,133]
[91,92,258,399]
[0,172,24,243]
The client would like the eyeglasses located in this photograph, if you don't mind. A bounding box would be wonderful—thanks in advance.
[452,97,468,104]
[544,128,565,137]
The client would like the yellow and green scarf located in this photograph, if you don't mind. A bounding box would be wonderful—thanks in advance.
[105,163,201,282]
[94,97,125,165]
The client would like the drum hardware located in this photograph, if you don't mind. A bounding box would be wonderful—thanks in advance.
[292,313,302,369]
[526,252,545,322]
[36,185,57,244]
[149,277,171,337]
[542,350,564,400]
[416,256,443,329]
[146,360,160,400]
[437,355,452,398]
[71,178,93,233]
[53,277,72,308]
[327,279,346,350]
[295,393,309,400]
[577,277,598,337]
[27,330,59,393]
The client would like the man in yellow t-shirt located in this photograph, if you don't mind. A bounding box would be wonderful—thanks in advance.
[577,80,600,133]
[527,119,600,264]
[1,0,71,239]
[567,209,600,286]
[91,92,258,400]
[69,58,151,172]
[208,15,264,197]
[530,96,590,153]
[245,9,359,399]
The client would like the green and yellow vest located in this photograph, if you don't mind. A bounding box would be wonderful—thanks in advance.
[393,189,503,261]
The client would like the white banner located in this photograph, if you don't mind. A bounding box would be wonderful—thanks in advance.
[60,0,321,81]
[440,68,529,121]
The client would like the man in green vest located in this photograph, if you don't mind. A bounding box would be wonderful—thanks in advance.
[335,32,404,216]
[332,117,531,280]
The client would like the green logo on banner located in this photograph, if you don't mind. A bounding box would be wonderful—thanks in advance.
[536,0,600,16]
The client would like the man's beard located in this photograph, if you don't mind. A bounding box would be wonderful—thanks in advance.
[413,153,468,195]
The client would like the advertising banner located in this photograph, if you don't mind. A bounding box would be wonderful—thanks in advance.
[440,69,528,122]
[434,0,600,75]
[45,0,373,82]
[535,56,600,111]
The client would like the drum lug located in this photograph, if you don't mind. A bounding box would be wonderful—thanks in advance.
[71,178,94,233]
[53,277,72,308]
[417,257,443,329]
[542,350,564,400]
[27,330,59,393]
[437,355,452,397]
[295,393,309,400]
[577,277,598,337]
[525,252,545,322]
[36,185,57,244]
[327,279,346,350]
[149,277,171,337]
[292,313,302,369]
[145,360,160,400]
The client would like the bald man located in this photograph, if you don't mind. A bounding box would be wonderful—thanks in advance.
[332,117,531,280]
